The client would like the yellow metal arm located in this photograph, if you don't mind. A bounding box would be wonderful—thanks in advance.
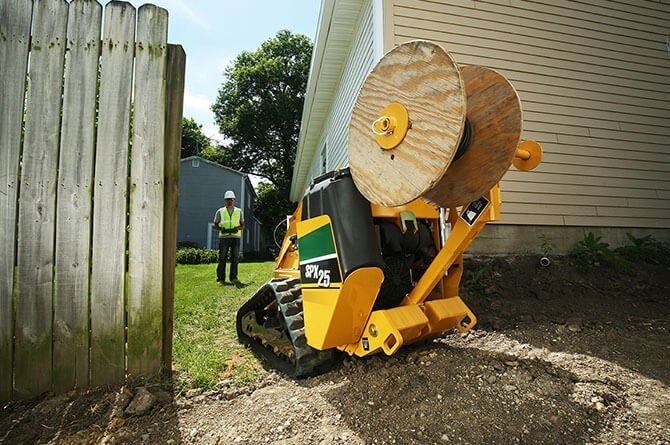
[401,184,502,306]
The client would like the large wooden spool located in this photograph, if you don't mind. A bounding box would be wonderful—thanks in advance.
[348,41,465,207]
[348,40,524,208]
[423,65,522,208]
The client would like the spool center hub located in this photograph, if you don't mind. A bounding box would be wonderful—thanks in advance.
[372,102,410,150]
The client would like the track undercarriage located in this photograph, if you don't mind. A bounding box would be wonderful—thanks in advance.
[236,277,336,378]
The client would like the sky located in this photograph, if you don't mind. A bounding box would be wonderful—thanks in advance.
[131,0,322,144]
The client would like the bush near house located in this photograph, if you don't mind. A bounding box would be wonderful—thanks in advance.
[570,232,670,269]
[176,248,219,264]
[615,233,670,266]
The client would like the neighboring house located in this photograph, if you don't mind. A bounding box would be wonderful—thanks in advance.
[178,156,263,254]
[291,0,670,253]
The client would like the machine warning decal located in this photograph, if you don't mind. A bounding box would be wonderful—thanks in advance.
[461,196,490,226]
[298,222,342,287]
[362,337,370,351]
[300,256,341,287]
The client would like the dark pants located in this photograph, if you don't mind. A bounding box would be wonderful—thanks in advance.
[218,237,240,281]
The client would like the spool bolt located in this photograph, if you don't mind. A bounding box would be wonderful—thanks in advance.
[371,116,394,136]
[380,117,390,132]
[369,324,378,337]
[516,148,531,160]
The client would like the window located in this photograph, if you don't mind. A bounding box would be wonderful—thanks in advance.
[320,144,327,174]
[192,158,200,168]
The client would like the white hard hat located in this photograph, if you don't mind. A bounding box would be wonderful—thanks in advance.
[224,190,236,199]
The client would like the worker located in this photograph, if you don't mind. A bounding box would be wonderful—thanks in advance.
[214,190,245,283]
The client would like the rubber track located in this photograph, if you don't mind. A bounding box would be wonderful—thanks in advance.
[236,277,336,378]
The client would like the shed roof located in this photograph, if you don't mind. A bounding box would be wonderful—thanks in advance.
[180,156,257,198]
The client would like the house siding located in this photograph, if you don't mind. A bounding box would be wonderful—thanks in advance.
[304,0,377,188]
[391,0,670,229]
[177,158,261,252]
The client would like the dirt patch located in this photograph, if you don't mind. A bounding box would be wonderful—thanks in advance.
[464,255,670,386]
[0,383,181,444]
[317,347,599,444]
[1,255,668,444]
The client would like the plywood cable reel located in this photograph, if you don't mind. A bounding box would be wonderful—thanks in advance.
[348,40,542,209]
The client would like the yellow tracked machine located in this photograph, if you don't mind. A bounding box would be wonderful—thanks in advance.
[236,41,543,377]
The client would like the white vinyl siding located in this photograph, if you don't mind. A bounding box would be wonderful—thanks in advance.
[393,0,670,228]
[306,0,376,182]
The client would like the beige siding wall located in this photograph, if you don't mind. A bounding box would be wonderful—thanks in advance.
[392,0,670,228]
[306,1,376,182]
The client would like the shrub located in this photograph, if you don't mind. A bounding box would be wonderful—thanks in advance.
[176,248,219,265]
[464,267,487,289]
[538,233,557,260]
[615,233,670,266]
[571,232,614,269]
[177,240,200,249]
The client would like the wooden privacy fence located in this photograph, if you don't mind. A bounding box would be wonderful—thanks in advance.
[0,0,185,400]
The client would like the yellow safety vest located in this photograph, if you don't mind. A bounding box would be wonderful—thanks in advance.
[219,207,242,238]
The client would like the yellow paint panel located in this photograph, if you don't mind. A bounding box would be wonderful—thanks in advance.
[296,213,330,236]
[343,305,429,357]
[422,296,476,335]
[303,267,384,350]
[275,201,301,272]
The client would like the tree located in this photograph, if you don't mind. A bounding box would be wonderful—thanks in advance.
[254,182,288,239]
[199,144,228,165]
[181,117,211,158]
[211,30,312,228]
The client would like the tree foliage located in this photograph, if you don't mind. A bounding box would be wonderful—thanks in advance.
[254,182,291,239]
[181,117,211,158]
[211,30,313,215]
[199,144,228,165]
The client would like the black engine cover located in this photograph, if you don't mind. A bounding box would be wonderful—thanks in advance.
[301,168,383,279]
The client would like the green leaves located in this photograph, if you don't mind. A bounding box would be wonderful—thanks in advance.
[571,232,670,269]
[615,233,670,266]
[181,117,212,158]
[570,232,614,269]
[211,30,312,194]
[254,182,292,232]
[175,248,218,264]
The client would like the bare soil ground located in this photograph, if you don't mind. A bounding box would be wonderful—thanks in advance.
[2,255,669,445]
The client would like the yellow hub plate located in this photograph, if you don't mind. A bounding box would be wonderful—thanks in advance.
[373,102,410,150]
[513,140,543,171]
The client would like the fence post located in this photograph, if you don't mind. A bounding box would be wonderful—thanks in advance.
[162,44,186,376]
[53,0,102,394]
[0,0,34,401]
[14,0,69,399]
[90,1,136,388]
[127,4,169,378]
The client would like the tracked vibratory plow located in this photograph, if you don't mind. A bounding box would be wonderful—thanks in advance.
[236,40,543,377]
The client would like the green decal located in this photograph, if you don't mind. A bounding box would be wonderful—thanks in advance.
[299,223,336,262]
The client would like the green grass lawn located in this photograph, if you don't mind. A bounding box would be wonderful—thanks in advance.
[172,261,276,392]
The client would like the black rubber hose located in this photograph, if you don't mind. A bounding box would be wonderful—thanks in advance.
[453,118,473,162]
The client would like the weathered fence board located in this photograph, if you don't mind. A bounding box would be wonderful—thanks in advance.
[2,0,184,400]
[162,44,186,374]
[53,0,102,393]
[90,0,136,387]
[14,0,69,399]
[0,0,34,401]
[127,4,169,377]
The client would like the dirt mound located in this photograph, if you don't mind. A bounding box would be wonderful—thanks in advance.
[2,255,669,444]
[316,345,599,444]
